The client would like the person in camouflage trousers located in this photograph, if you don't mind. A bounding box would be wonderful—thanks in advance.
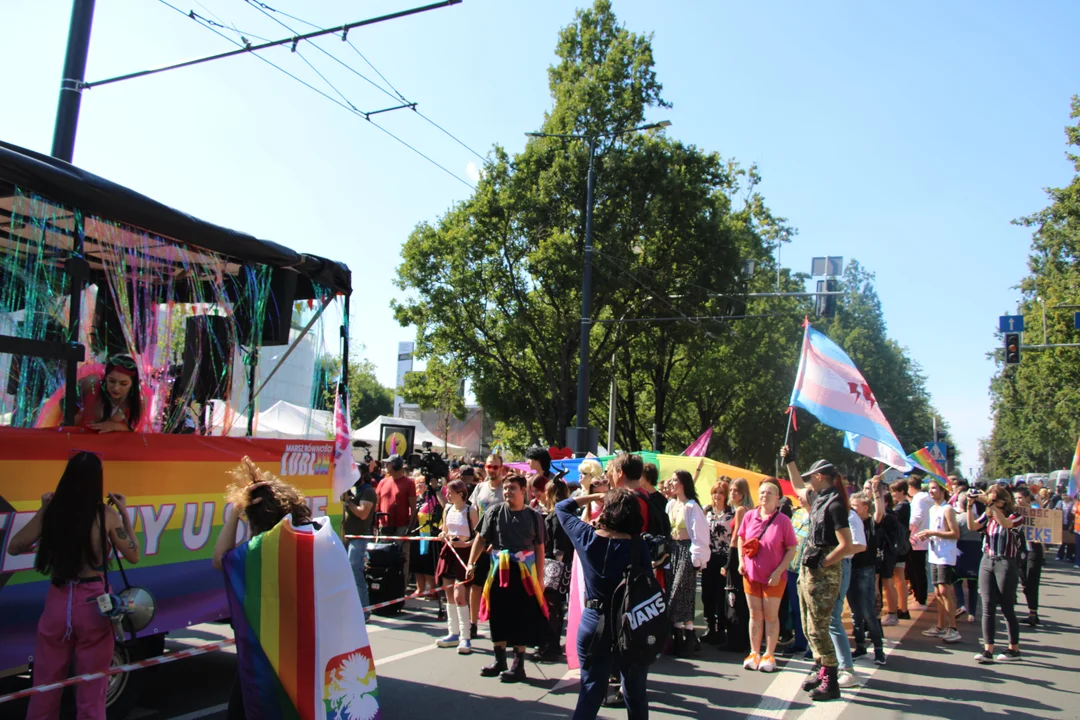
[798,563,844,666]
[781,448,855,703]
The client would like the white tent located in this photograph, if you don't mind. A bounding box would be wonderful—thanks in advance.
[255,400,333,440]
[206,400,249,437]
[352,415,467,455]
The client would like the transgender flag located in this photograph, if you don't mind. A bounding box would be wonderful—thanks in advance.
[789,325,912,472]
[333,385,361,500]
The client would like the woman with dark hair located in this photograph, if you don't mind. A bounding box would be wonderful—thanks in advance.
[411,473,443,611]
[666,469,710,656]
[781,449,853,702]
[435,479,479,654]
[8,451,141,719]
[75,354,143,433]
[535,477,574,662]
[1014,486,1044,627]
[968,484,1024,663]
[465,473,547,683]
[556,488,653,719]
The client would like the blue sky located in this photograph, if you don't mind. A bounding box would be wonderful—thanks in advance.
[3,0,1078,472]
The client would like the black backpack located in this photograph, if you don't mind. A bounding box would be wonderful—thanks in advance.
[609,537,670,666]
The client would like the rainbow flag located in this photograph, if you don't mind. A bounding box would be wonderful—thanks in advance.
[908,447,949,487]
[223,516,380,720]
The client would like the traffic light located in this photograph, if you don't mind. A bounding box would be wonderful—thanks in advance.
[1004,332,1021,365]
[815,278,838,318]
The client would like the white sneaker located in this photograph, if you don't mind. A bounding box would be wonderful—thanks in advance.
[922,626,946,637]
[435,633,459,648]
[941,628,962,644]
[758,655,777,673]
[457,638,472,655]
[837,670,859,688]
[743,653,760,671]
[882,613,899,627]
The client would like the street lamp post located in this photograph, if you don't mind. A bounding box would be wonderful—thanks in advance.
[526,120,670,456]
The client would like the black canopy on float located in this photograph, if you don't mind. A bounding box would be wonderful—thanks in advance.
[0,139,351,297]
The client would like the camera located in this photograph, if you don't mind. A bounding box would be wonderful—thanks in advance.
[411,441,448,482]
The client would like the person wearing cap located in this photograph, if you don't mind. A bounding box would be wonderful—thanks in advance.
[780,448,853,703]
[376,454,416,578]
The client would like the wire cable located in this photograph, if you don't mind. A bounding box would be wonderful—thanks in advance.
[242,0,487,162]
[154,0,475,188]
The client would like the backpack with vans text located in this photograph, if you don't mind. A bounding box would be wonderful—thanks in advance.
[610,536,670,666]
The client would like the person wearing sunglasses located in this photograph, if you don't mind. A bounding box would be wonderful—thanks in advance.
[468,454,506,639]
[577,459,608,524]
[75,355,143,433]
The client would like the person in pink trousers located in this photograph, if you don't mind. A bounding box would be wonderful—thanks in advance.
[7,451,141,719]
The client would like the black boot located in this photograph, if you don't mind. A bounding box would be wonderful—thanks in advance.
[470,622,480,639]
[810,665,840,701]
[500,650,527,683]
[674,628,691,658]
[801,662,823,692]
[480,646,507,677]
[687,627,702,654]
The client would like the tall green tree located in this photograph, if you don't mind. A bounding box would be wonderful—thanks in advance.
[394,0,782,446]
[983,96,1080,478]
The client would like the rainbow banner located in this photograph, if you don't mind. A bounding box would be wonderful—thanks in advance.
[0,428,344,676]
[907,447,949,487]
[224,515,379,720]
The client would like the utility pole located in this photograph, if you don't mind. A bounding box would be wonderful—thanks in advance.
[573,137,597,457]
[52,0,96,163]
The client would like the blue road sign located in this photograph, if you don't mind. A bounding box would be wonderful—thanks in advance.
[1074,312,1080,331]
[925,442,947,469]
[999,315,1025,333]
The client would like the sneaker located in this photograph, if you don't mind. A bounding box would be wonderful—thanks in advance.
[852,646,868,659]
[470,623,482,639]
[996,649,1022,662]
[874,649,886,666]
[975,650,995,664]
[837,670,859,688]
[758,654,777,673]
[955,605,967,618]
[967,615,976,624]
[882,613,899,627]
[1027,613,1040,627]
[436,633,459,648]
[941,628,962,644]
[457,638,472,655]
[743,652,761,671]
[922,626,946,637]
[897,610,911,620]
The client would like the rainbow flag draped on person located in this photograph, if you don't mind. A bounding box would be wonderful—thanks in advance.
[908,447,949,486]
[478,550,548,621]
[789,323,912,471]
[223,515,380,720]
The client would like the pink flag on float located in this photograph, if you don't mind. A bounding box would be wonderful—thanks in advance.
[332,386,360,499]
[565,559,586,670]
[683,428,713,457]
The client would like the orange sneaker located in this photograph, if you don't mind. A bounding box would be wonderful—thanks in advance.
[759,654,777,672]
[743,652,761,671]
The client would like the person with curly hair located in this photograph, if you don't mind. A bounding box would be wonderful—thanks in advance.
[213,457,318,719]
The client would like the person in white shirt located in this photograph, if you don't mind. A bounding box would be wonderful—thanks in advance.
[916,479,961,643]
[907,478,934,607]
[827,497,867,688]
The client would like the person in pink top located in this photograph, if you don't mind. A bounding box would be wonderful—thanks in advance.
[737,479,799,673]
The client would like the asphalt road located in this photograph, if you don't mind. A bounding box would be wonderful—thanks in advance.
[2,558,1077,719]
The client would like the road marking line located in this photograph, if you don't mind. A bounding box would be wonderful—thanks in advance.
[167,702,228,720]
[374,644,441,667]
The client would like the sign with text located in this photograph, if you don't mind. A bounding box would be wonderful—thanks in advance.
[1021,506,1062,545]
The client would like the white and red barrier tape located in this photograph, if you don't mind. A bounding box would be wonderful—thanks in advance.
[0,639,236,705]
[0,578,476,703]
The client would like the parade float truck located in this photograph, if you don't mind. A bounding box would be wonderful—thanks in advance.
[0,140,352,716]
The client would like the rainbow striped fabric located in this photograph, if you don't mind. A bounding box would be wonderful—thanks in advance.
[223,515,380,720]
[908,447,949,487]
[478,549,548,621]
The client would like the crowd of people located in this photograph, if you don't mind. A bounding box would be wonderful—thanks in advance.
[11,439,1075,719]
[335,444,1078,716]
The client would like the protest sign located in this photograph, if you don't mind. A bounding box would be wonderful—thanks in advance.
[1021,507,1062,545]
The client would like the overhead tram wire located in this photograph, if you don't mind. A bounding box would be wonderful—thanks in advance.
[242,0,489,164]
[146,0,475,189]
